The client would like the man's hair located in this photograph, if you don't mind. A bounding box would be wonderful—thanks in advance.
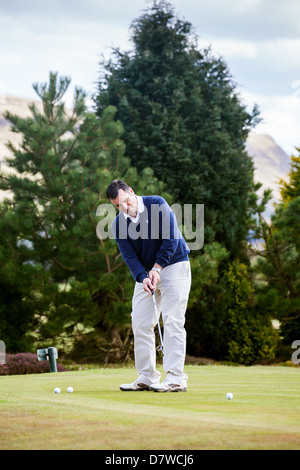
[106,179,130,200]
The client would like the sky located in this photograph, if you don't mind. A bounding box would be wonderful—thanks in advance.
[0,0,299,156]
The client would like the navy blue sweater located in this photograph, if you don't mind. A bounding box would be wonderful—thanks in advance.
[111,196,190,283]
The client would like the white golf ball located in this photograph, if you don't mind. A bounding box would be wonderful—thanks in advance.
[226,392,233,400]
[54,387,61,394]
[67,387,73,393]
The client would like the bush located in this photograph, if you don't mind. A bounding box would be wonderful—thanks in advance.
[0,353,68,375]
[186,260,278,364]
[224,261,278,365]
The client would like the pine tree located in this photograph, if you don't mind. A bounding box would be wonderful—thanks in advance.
[0,72,165,359]
[279,151,300,202]
[251,151,300,349]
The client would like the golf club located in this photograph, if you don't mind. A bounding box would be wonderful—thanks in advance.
[151,289,164,356]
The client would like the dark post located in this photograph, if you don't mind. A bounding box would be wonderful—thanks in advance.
[37,347,58,372]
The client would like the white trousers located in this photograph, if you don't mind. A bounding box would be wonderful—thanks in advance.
[131,261,191,387]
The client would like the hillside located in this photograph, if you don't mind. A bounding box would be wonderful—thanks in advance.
[246,133,291,218]
[0,94,43,161]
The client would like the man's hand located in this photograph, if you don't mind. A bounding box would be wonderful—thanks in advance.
[143,269,160,294]
[143,277,154,295]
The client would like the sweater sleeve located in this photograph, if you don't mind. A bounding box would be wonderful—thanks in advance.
[154,200,182,268]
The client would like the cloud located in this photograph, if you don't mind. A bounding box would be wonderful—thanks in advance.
[0,51,21,70]
[0,0,299,156]
[178,0,300,41]
[200,39,258,60]
[260,39,300,69]
[242,90,300,155]
[0,5,134,103]
[0,0,146,25]
[199,37,300,69]
[196,35,300,97]
[3,0,299,42]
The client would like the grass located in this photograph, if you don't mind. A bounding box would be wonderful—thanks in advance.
[0,364,300,450]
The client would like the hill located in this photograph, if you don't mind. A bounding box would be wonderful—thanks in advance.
[246,133,291,218]
[0,94,43,162]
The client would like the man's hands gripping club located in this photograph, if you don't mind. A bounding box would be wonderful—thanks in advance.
[143,265,162,294]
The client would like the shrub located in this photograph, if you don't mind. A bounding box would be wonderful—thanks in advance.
[224,261,278,365]
[0,353,68,375]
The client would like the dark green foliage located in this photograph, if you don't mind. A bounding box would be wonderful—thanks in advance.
[94,1,279,364]
[95,0,260,259]
[0,284,35,352]
[251,152,300,348]
[186,248,277,363]
[0,72,165,359]
[223,261,277,364]
[1,0,288,364]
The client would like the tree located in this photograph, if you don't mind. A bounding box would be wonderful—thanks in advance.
[0,279,35,352]
[223,261,277,364]
[93,1,283,363]
[279,151,300,202]
[186,248,277,363]
[95,0,260,259]
[94,0,279,362]
[0,72,166,360]
[251,151,300,349]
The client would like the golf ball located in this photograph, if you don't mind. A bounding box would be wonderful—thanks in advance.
[54,387,61,394]
[226,392,233,400]
[67,387,73,393]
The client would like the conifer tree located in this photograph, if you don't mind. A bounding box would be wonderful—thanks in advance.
[251,151,300,347]
[94,1,282,363]
[95,0,260,259]
[0,72,164,359]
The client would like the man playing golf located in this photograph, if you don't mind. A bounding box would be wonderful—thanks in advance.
[106,180,191,392]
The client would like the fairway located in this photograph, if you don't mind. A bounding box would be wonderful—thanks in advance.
[0,365,300,450]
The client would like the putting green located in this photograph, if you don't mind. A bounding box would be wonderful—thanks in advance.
[0,365,300,450]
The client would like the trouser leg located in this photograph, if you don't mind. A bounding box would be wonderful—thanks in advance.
[131,282,161,384]
[131,261,191,387]
[159,261,191,387]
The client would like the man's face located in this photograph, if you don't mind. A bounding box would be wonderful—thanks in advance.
[110,188,138,217]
